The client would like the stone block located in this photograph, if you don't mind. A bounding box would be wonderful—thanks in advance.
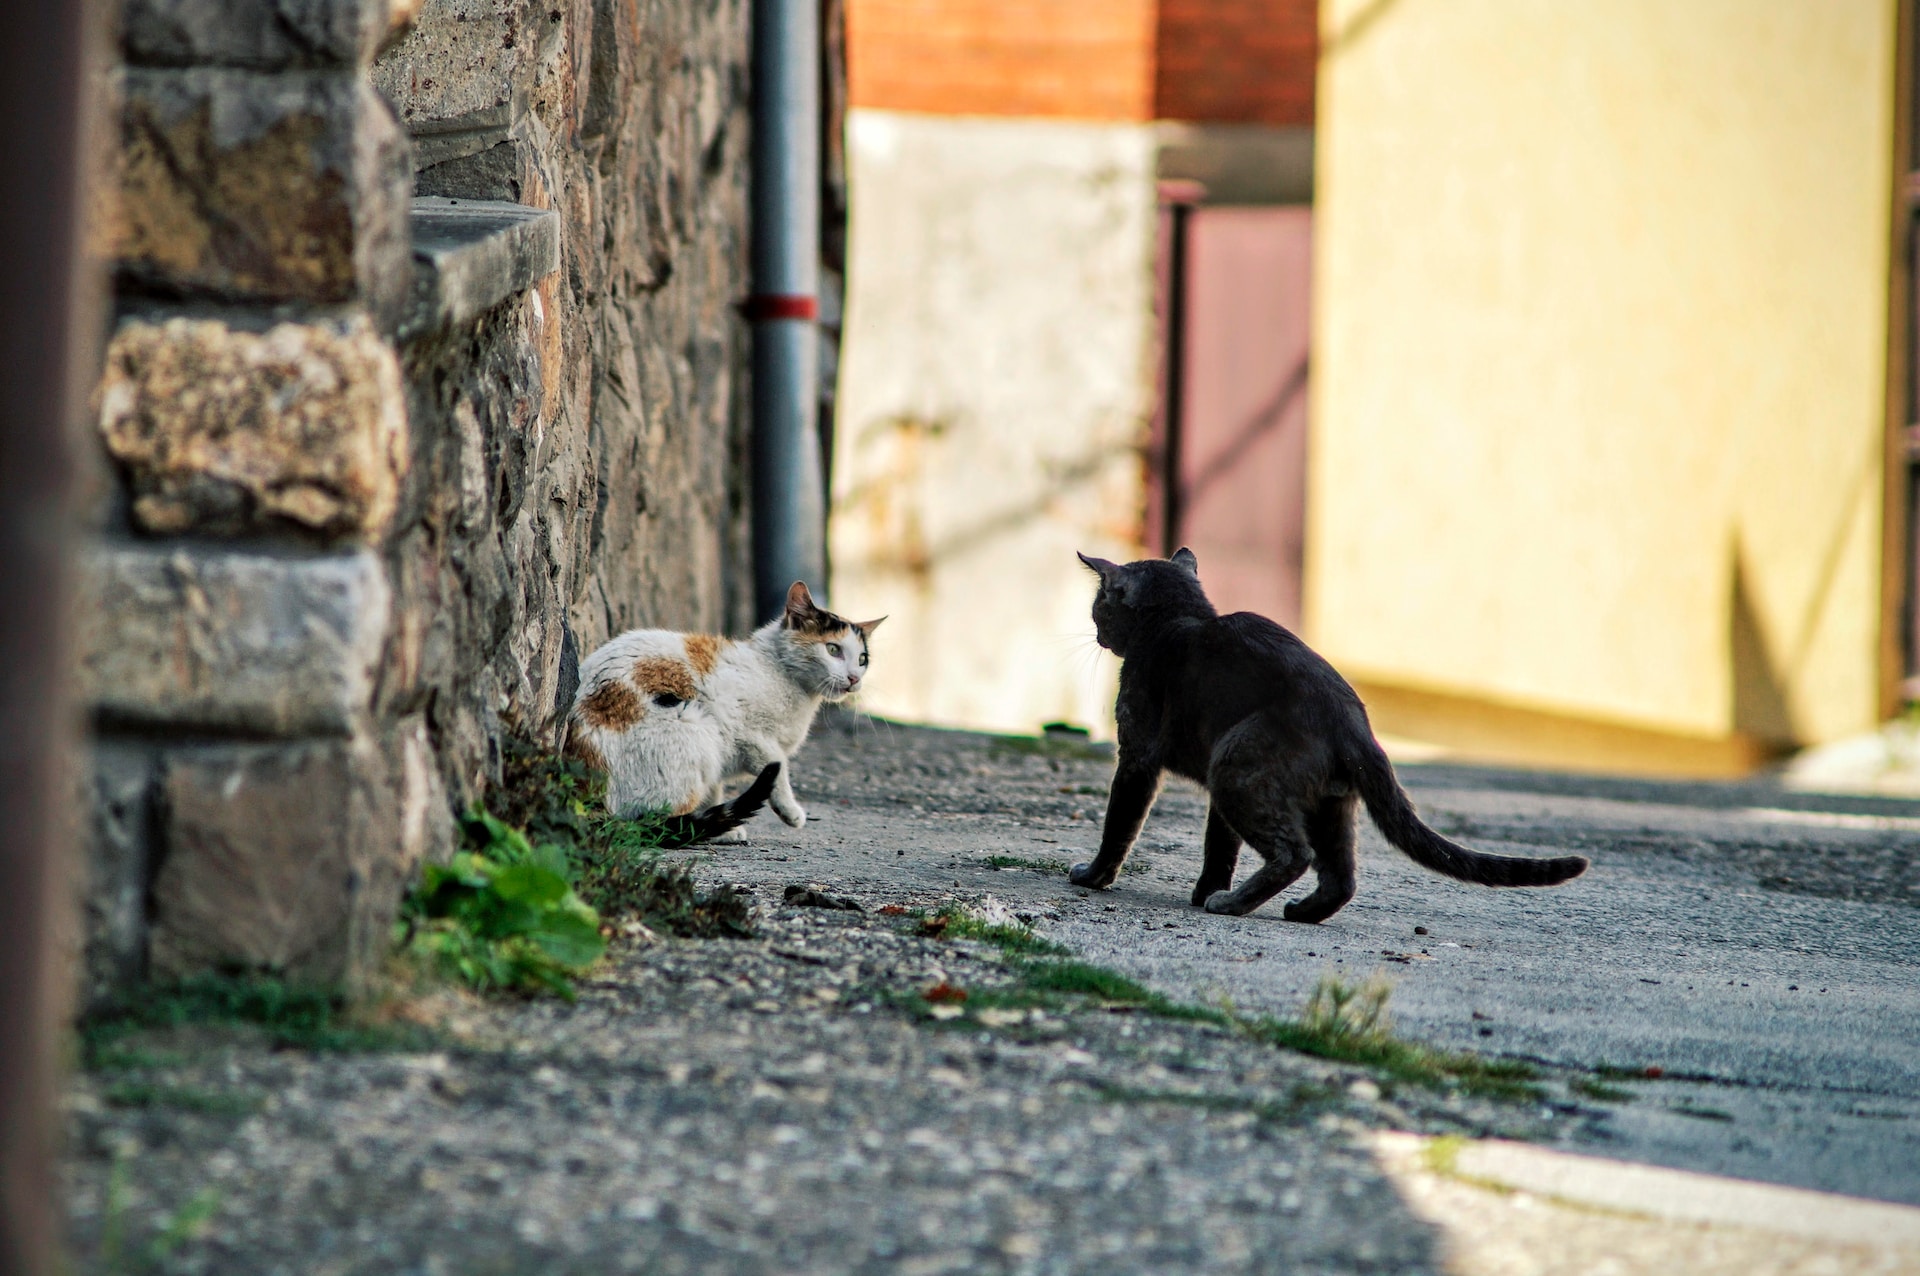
[96,314,408,538]
[400,197,560,340]
[110,68,411,318]
[121,0,417,70]
[78,544,390,736]
[369,0,550,167]
[150,718,447,985]
[78,745,157,1007]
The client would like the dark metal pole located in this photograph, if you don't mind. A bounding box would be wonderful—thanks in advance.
[0,0,96,1269]
[749,0,826,621]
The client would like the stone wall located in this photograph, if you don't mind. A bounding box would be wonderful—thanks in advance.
[77,0,759,1001]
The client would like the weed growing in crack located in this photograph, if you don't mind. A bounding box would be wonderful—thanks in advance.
[397,739,757,998]
[99,1146,220,1273]
[917,904,1072,957]
[397,805,607,998]
[900,906,1543,1101]
[492,737,755,937]
[1567,1076,1636,1103]
[1241,976,1539,1100]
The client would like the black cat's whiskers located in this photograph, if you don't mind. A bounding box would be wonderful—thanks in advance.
[1060,629,1110,696]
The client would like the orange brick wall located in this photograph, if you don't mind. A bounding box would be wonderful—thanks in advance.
[847,0,1156,121]
[846,0,1315,124]
[1155,0,1316,126]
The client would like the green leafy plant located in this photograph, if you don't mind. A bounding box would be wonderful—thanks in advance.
[398,805,607,997]
[492,738,756,937]
[396,740,758,999]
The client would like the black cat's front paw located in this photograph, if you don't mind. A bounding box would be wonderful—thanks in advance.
[1067,861,1114,890]
[1280,899,1327,924]
[1202,890,1241,915]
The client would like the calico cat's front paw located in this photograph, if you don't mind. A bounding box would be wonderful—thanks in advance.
[774,803,807,829]
[1067,861,1114,889]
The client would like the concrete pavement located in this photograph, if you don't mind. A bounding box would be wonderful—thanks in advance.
[736,711,1920,1209]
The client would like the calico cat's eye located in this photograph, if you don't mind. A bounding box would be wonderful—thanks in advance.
[653,693,683,708]
[858,652,868,667]
[826,643,842,658]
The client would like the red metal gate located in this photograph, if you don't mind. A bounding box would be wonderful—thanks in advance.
[1152,200,1313,629]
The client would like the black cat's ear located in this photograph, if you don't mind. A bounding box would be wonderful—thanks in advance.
[783,581,820,627]
[1077,551,1118,578]
[1170,547,1199,577]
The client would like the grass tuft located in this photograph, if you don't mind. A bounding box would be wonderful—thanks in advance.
[1244,980,1542,1102]
[903,907,1544,1101]
[81,975,428,1067]
[1568,1076,1636,1103]
[918,905,1072,957]
[102,1083,260,1117]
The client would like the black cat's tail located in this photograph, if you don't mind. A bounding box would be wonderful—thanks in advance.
[1349,744,1588,887]
[654,763,781,849]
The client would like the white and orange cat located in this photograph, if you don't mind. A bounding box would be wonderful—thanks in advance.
[565,582,882,833]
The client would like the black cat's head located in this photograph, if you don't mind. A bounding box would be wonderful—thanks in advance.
[1076,548,1215,655]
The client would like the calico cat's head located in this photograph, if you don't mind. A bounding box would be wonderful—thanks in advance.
[1076,548,1214,655]
[779,581,885,699]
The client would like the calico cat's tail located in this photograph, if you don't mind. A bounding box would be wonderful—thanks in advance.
[654,763,782,848]
[1350,744,1588,887]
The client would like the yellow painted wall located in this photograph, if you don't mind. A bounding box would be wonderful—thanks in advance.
[1310,0,1898,751]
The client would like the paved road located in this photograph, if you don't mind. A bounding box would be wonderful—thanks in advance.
[732,711,1920,1207]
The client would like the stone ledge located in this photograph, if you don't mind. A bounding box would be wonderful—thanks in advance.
[78,544,390,737]
[400,196,560,341]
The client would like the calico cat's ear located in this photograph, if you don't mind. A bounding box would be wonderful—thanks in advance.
[1170,547,1200,577]
[853,616,887,637]
[1076,551,1119,579]
[784,581,821,627]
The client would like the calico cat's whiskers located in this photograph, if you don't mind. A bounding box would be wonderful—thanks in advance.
[850,704,898,749]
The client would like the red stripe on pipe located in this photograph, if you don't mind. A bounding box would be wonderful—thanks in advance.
[738,294,818,322]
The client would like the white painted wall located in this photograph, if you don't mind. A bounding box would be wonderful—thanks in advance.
[829,109,1159,736]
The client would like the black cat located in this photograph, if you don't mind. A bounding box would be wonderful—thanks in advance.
[1067,549,1588,922]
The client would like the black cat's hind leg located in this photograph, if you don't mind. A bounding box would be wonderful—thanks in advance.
[1283,795,1359,924]
[1198,792,1313,917]
[1191,805,1242,906]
